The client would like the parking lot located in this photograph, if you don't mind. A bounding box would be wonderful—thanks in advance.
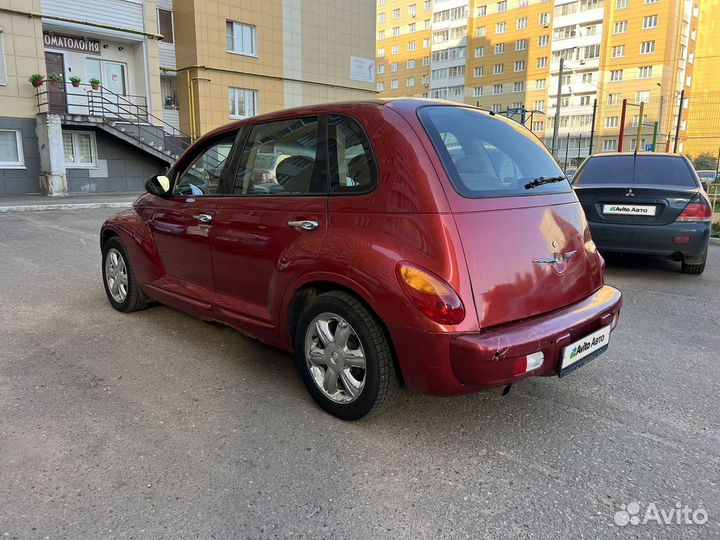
[1,208,718,539]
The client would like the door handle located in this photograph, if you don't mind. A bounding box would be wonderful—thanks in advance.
[193,213,213,223]
[287,220,319,231]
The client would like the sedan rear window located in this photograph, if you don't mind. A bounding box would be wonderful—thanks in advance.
[573,156,697,187]
[419,106,569,198]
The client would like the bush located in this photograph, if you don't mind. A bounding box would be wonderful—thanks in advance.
[712,221,720,239]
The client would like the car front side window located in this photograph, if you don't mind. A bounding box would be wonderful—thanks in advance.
[231,116,325,196]
[173,132,238,196]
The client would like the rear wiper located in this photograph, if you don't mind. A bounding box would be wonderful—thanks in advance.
[524,175,567,190]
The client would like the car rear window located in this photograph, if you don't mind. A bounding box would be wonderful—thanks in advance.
[573,156,697,187]
[418,106,569,198]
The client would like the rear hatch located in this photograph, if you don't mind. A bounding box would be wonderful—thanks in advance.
[572,154,702,225]
[418,106,604,329]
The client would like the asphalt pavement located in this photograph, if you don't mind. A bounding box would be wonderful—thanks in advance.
[1,208,718,539]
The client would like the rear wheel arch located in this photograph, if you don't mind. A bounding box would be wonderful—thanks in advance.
[286,280,404,386]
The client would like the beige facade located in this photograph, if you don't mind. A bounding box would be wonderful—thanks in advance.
[0,0,46,119]
[174,0,377,138]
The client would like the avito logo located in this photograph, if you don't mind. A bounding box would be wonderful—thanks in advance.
[569,333,605,359]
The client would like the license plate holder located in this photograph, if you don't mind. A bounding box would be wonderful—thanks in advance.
[559,325,612,377]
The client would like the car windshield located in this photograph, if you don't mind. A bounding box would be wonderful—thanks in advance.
[574,155,697,187]
[418,106,569,198]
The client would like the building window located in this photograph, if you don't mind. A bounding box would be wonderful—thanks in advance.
[377,82,385,91]
[640,41,656,54]
[474,66,484,77]
[497,1,507,12]
[513,81,524,92]
[407,59,416,69]
[495,43,505,54]
[474,46,485,58]
[493,63,504,75]
[391,62,399,72]
[611,45,625,58]
[515,39,527,51]
[537,57,547,68]
[496,21,507,33]
[603,139,618,151]
[227,21,256,56]
[392,26,400,37]
[514,60,525,72]
[538,35,549,47]
[579,95,590,106]
[62,131,96,168]
[158,9,174,43]
[616,0,628,8]
[422,56,430,66]
[378,12,385,23]
[582,73,593,83]
[532,121,544,131]
[424,0,431,11]
[643,15,658,29]
[539,13,550,26]
[161,76,178,109]
[517,17,527,29]
[492,84,503,95]
[605,116,619,128]
[422,74,429,85]
[613,21,627,34]
[377,30,385,40]
[392,8,400,19]
[473,87,483,97]
[408,41,416,51]
[0,130,23,168]
[610,69,623,81]
[476,26,486,38]
[0,31,6,86]
[491,104,502,113]
[644,0,658,3]
[424,19,431,29]
[638,65,653,79]
[534,100,545,111]
[408,23,416,32]
[229,87,258,119]
[407,77,415,87]
[391,79,399,89]
[535,79,546,89]
[636,90,651,102]
[378,48,385,57]
[377,64,385,74]
[478,5,487,16]
[391,45,399,54]
[408,3,417,16]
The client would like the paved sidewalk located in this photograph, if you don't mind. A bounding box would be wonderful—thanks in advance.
[0,193,141,213]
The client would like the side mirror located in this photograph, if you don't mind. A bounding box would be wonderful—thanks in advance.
[145,175,172,197]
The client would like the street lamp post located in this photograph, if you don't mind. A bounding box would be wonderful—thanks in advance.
[551,57,564,158]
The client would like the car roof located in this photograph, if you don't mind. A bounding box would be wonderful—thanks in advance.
[587,152,685,158]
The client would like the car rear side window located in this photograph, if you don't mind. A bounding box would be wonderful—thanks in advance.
[573,156,697,187]
[231,116,326,196]
[418,106,569,198]
[327,115,378,194]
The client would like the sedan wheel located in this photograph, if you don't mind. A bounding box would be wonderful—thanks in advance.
[295,291,399,420]
[105,248,129,303]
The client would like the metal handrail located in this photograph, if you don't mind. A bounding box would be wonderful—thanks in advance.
[35,82,192,158]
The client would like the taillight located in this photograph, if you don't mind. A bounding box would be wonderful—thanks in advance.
[396,262,465,325]
[677,202,712,222]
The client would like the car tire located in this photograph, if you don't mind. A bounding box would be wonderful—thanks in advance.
[681,260,706,274]
[102,236,149,312]
[294,291,399,420]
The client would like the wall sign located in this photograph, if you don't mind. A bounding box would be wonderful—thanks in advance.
[43,33,101,55]
[350,57,375,84]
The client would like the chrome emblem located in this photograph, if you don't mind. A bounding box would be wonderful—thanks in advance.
[551,240,558,248]
[626,188,635,197]
[533,250,577,265]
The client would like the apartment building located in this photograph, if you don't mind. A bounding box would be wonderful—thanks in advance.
[0,0,376,195]
[174,0,376,138]
[376,0,433,96]
[377,0,704,162]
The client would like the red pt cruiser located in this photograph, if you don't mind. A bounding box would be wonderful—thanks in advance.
[101,100,622,420]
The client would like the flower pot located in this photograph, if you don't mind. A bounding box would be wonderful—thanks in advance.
[71,82,80,88]
[31,80,44,88]
[49,80,61,88]
[91,84,100,91]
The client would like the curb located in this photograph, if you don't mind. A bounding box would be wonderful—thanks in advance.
[0,202,133,213]
[710,237,720,246]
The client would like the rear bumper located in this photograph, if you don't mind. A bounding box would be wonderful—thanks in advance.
[389,285,622,396]
[588,220,710,259]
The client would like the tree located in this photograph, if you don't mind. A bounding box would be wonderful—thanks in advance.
[691,153,718,171]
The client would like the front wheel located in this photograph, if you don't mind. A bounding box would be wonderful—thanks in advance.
[102,237,149,312]
[295,291,399,420]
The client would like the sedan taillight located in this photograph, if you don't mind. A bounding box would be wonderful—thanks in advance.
[676,202,712,222]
